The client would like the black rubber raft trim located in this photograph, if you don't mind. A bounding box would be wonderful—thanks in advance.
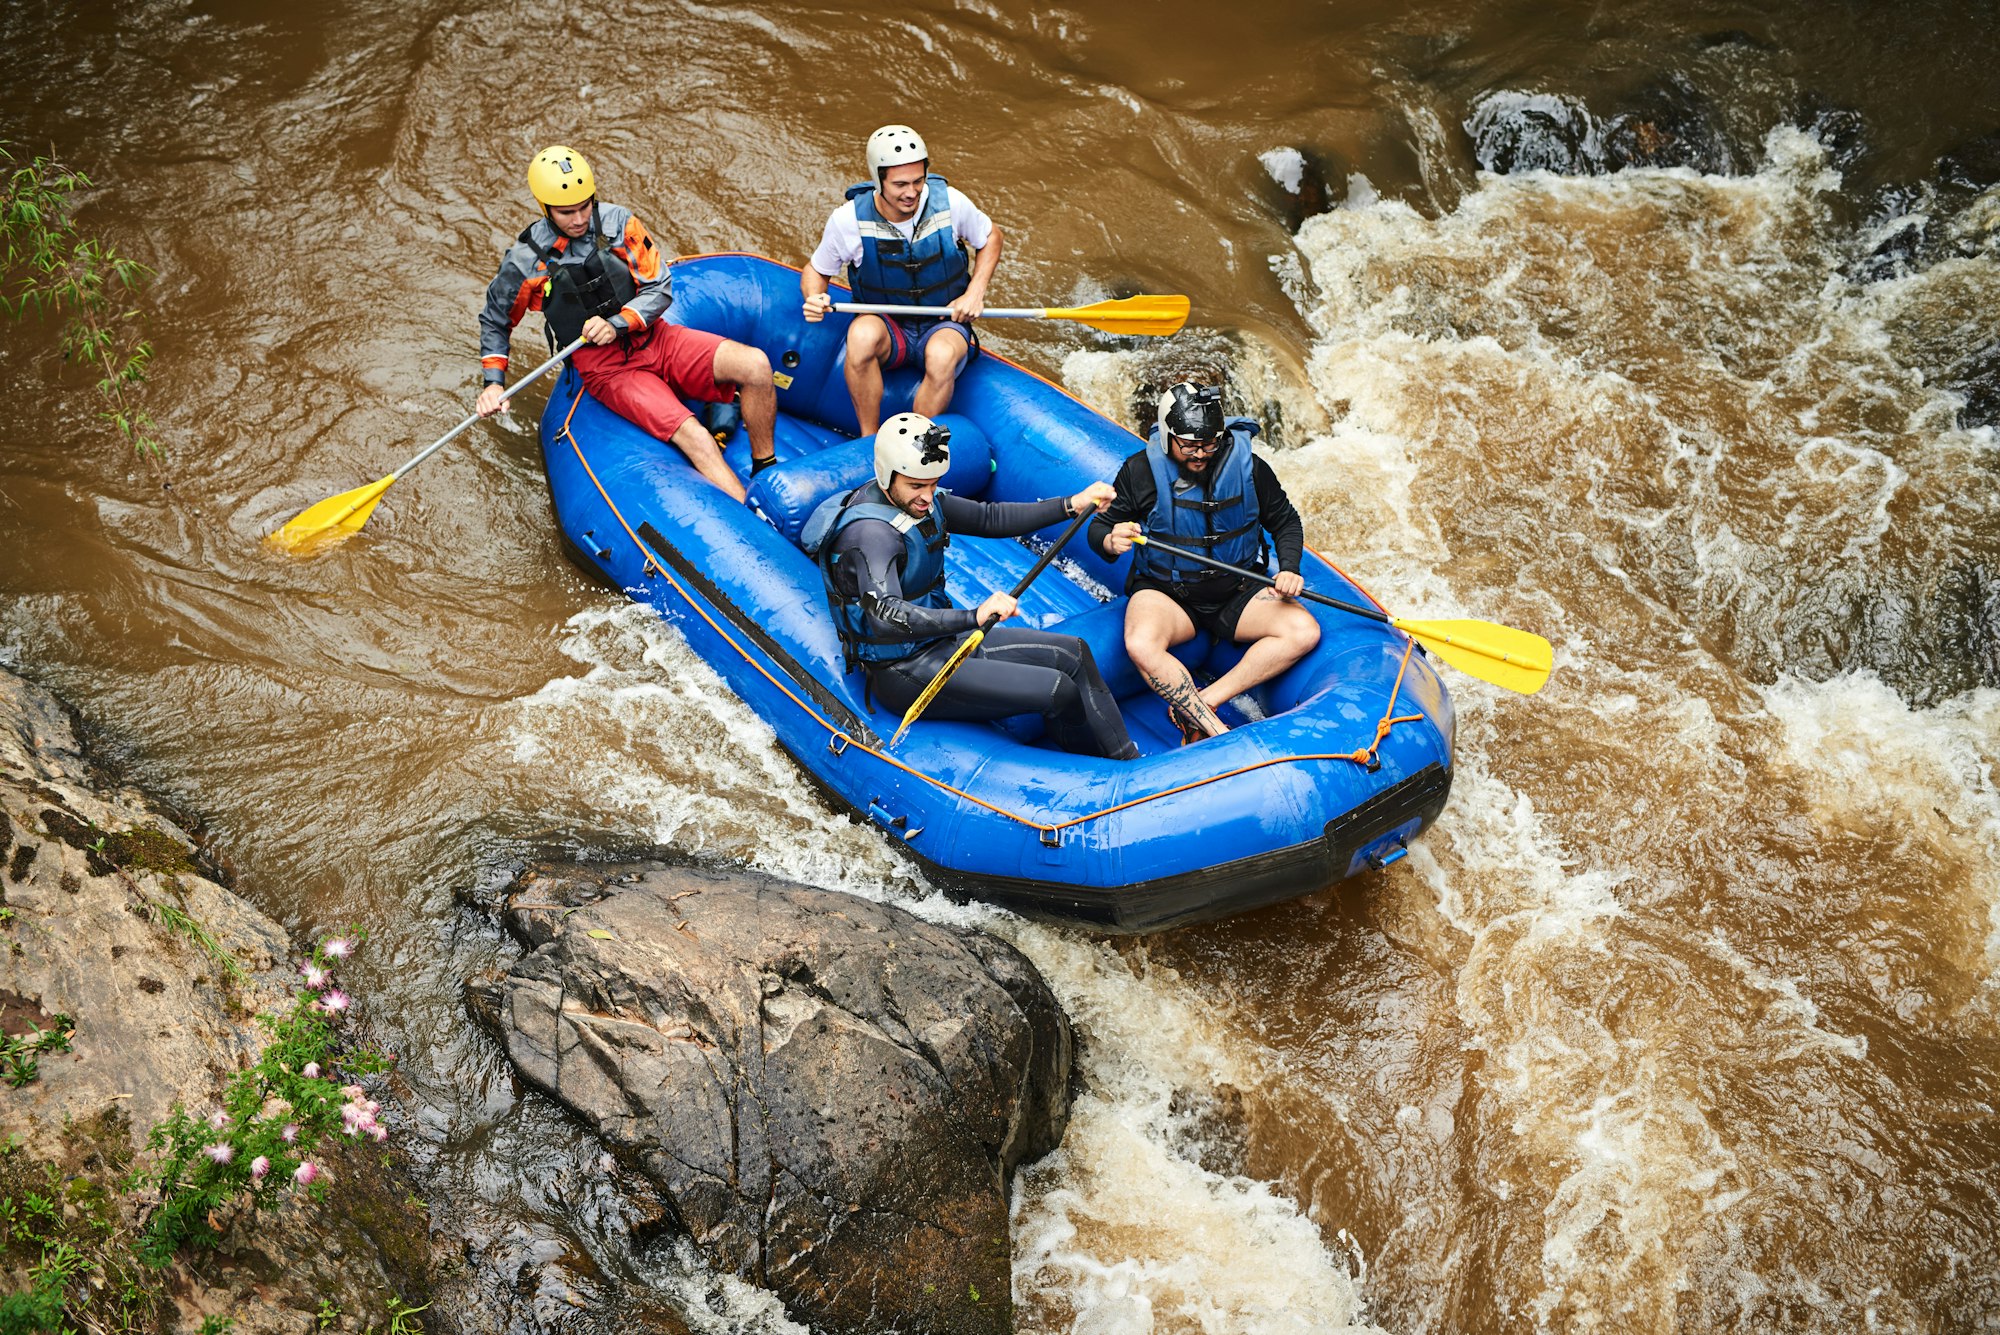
[580,513,1452,934]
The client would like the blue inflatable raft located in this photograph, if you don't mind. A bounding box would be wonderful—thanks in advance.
[538,254,1454,932]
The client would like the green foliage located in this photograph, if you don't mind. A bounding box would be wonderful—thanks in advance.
[0,142,158,455]
[0,933,401,1332]
[384,1297,429,1335]
[1,1015,74,1090]
[0,1153,153,1335]
[144,897,245,985]
[137,933,386,1264]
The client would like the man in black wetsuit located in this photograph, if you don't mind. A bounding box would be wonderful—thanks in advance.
[1093,382,1319,743]
[802,412,1138,760]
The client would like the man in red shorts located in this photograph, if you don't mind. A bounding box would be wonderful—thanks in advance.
[476,145,776,502]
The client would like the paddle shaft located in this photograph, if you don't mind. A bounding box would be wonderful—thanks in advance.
[1130,535,1388,625]
[890,504,1096,746]
[832,302,1055,320]
[398,336,587,477]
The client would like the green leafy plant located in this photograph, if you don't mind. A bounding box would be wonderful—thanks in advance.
[384,1297,428,1335]
[0,142,158,454]
[145,897,245,985]
[2,1015,75,1090]
[137,933,386,1264]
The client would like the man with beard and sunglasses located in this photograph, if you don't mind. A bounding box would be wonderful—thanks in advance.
[802,413,1137,760]
[1092,382,1320,744]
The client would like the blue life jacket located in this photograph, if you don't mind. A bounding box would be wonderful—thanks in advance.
[1135,418,1265,581]
[801,482,954,668]
[843,174,971,308]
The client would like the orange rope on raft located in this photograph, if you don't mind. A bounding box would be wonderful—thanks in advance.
[552,337,1433,840]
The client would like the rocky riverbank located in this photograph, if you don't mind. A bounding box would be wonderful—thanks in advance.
[0,665,446,1333]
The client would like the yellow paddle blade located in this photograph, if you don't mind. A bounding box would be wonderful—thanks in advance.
[1392,617,1554,696]
[1044,294,1190,337]
[265,474,398,553]
[890,628,988,747]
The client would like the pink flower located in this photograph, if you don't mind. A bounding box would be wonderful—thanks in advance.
[202,1142,233,1165]
[320,989,350,1014]
[323,937,355,959]
[302,1062,320,1079]
[249,1155,270,1181]
[207,1109,228,1131]
[300,964,329,989]
[280,1123,299,1143]
[294,1161,320,1186]
[367,1124,388,1143]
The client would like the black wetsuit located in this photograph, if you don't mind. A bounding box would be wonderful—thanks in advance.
[827,493,1138,760]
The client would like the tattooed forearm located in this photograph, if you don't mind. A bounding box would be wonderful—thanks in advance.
[1142,664,1227,737]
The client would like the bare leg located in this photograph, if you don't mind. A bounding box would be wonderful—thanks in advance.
[1198,589,1322,709]
[713,340,776,467]
[1125,590,1228,739]
[844,316,894,436]
[912,327,969,419]
[668,415,747,502]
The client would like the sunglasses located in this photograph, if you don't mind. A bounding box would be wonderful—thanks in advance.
[1170,434,1223,455]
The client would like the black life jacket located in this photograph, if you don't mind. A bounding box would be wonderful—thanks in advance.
[521,207,637,350]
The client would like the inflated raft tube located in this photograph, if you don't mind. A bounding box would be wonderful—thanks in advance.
[539,253,1455,933]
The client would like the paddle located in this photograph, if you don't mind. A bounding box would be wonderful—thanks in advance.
[889,505,1098,748]
[832,294,1189,337]
[266,336,588,552]
[1131,535,1553,696]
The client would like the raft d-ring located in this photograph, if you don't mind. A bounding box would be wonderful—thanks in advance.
[827,733,850,756]
[642,557,661,578]
[1039,827,1060,848]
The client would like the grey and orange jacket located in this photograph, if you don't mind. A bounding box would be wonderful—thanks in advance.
[478,203,671,385]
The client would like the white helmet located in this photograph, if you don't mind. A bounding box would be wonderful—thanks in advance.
[875,412,952,490]
[867,125,930,182]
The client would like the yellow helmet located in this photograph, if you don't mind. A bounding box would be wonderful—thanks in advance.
[528,146,596,207]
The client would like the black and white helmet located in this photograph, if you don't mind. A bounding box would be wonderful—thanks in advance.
[1156,382,1225,442]
[867,125,929,183]
[874,412,952,490]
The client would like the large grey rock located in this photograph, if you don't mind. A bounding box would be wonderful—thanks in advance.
[466,861,1074,1335]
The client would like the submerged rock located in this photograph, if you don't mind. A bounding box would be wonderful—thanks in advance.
[1465,74,1744,178]
[466,861,1073,1335]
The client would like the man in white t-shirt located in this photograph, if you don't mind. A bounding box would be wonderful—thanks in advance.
[801,125,1003,436]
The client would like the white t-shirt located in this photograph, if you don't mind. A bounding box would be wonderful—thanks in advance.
[809,182,995,278]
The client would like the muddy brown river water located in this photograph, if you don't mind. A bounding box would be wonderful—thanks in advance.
[3,1,1998,1331]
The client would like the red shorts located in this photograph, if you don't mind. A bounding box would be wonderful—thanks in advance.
[574,323,734,443]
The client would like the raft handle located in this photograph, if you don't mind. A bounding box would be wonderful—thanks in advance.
[1366,840,1409,870]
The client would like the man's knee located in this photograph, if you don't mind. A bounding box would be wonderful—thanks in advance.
[720,342,772,388]
[1281,610,1322,656]
[845,319,892,365]
[923,333,967,384]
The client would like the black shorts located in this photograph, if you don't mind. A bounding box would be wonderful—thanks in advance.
[1129,573,1263,642]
